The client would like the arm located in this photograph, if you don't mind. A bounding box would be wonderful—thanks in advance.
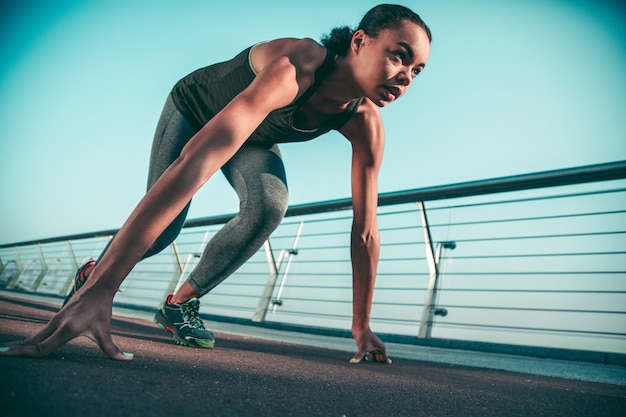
[339,100,390,364]
[1,39,326,360]
[94,54,304,293]
[94,39,326,293]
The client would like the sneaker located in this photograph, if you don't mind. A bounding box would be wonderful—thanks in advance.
[62,260,96,307]
[154,295,215,348]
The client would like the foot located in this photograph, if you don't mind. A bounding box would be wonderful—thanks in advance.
[154,295,215,348]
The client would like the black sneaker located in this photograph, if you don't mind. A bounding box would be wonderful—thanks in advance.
[154,295,215,348]
[62,260,96,307]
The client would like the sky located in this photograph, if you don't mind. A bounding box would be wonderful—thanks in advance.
[1,0,625,245]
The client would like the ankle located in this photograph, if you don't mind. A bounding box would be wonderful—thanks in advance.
[170,282,201,304]
[167,294,184,305]
[167,294,196,305]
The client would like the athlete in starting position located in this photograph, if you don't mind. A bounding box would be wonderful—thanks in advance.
[1,4,431,364]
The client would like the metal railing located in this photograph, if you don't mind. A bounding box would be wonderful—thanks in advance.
[1,160,625,360]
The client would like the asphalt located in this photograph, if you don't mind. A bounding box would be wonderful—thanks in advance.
[1,292,625,417]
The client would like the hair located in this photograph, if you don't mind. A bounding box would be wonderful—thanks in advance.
[320,4,432,56]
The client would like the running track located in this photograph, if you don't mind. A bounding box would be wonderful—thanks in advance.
[1,293,624,417]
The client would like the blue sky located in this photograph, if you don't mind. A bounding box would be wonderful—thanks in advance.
[1,0,625,245]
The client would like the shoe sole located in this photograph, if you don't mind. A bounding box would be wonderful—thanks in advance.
[153,311,215,349]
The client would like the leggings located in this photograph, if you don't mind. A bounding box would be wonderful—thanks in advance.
[138,95,289,295]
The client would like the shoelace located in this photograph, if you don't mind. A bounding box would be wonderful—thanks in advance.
[181,299,206,329]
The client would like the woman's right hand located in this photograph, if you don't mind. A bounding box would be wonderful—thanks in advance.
[0,283,133,360]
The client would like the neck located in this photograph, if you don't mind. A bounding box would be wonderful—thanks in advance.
[314,55,363,107]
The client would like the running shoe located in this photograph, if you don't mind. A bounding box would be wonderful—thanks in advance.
[154,295,215,348]
[62,260,96,306]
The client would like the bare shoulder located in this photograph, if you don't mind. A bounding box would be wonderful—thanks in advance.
[340,99,384,147]
[236,38,327,114]
[250,38,326,77]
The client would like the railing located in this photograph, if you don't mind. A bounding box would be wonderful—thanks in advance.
[1,160,625,361]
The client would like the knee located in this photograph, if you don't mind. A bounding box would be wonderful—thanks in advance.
[267,200,288,230]
[143,234,175,258]
[248,179,288,230]
[143,221,182,259]
[261,187,289,229]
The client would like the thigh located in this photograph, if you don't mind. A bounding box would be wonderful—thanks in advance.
[147,95,198,189]
[221,143,288,206]
[141,96,198,257]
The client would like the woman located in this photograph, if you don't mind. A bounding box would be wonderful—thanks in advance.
[1,4,431,363]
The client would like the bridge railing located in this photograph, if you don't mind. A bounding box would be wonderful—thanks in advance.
[1,160,625,359]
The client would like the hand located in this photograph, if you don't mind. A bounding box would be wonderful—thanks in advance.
[0,284,133,361]
[350,327,392,364]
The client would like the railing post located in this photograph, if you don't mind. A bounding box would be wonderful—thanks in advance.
[253,222,304,322]
[5,247,25,290]
[59,241,79,296]
[416,203,441,338]
[416,202,455,339]
[162,242,184,305]
[417,201,439,339]
[161,231,210,305]
[30,244,49,292]
[271,221,304,313]
[252,240,282,323]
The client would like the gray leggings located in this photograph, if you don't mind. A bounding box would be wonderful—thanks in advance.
[142,95,289,295]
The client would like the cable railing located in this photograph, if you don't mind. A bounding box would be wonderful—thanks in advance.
[1,160,625,362]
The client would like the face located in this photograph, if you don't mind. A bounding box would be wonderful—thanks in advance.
[350,21,431,107]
